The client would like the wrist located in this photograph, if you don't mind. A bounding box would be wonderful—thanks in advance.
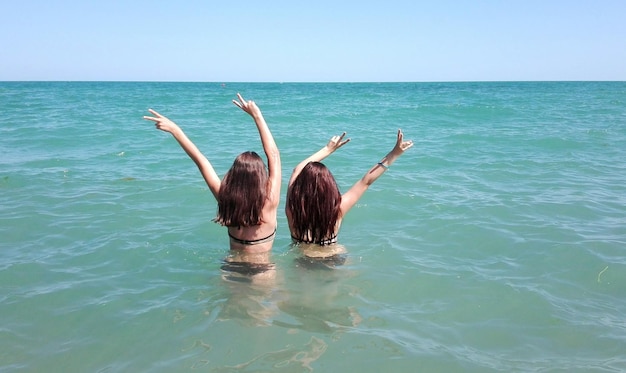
[377,161,389,170]
[382,153,400,167]
[170,126,184,137]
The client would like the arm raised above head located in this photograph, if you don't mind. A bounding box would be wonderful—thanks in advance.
[287,132,351,189]
[232,93,281,207]
[340,129,413,215]
[143,109,221,200]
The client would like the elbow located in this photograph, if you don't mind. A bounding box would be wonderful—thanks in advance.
[361,177,374,187]
[267,149,280,167]
[267,146,280,160]
[269,148,280,161]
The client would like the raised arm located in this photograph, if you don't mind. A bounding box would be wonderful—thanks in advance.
[340,129,413,215]
[232,93,281,208]
[143,109,221,199]
[288,132,350,189]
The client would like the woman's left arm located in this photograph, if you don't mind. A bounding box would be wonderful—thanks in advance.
[340,129,413,215]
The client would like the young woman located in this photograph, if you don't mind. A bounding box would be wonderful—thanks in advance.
[143,94,281,254]
[286,129,413,254]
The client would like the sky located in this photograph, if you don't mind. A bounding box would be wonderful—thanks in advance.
[1,0,625,82]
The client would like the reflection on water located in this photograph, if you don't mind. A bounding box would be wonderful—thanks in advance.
[274,246,362,334]
[215,246,364,330]
[210,245,363,370]
[217,250,283,326]
[211,336,328,373]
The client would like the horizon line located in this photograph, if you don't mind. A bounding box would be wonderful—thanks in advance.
[1,79,625,84]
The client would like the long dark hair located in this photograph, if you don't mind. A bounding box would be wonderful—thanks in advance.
[215,151,268,227]
[287,161,341,243]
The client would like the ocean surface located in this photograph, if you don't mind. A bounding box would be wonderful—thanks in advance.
[1,81,625,372]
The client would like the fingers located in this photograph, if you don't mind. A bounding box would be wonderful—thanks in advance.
[340,138,351,147]
[330,132,350,147]
[396,129,413,150]
[327,132,349,151]
[232,94,243,108]
[339,132,350,146]
[233,93,253,110]
[332,132,347,141]
[395,129,403,147]
[143,109,163,123]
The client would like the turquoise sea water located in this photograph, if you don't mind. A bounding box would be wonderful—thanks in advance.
[1,81,625,372]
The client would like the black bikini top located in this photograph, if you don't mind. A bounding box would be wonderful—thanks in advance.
[228,228,276,246]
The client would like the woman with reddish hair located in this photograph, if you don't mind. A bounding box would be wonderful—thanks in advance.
[286,130,413,253]
[143,94,281,254]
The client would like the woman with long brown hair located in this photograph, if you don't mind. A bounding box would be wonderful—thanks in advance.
[143,94,281,254]
[286,130,413,254]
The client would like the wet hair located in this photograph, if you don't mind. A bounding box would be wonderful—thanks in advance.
[287,162,341,243]
[215,151,268,227]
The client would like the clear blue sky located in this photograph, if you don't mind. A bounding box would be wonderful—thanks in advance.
[1,0,625,82]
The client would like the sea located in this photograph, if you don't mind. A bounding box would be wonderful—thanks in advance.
[1,81,625,372]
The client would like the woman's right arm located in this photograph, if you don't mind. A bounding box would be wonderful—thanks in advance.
[288,132,350,189]
[232,94,282,208]
[143,109,221,200]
